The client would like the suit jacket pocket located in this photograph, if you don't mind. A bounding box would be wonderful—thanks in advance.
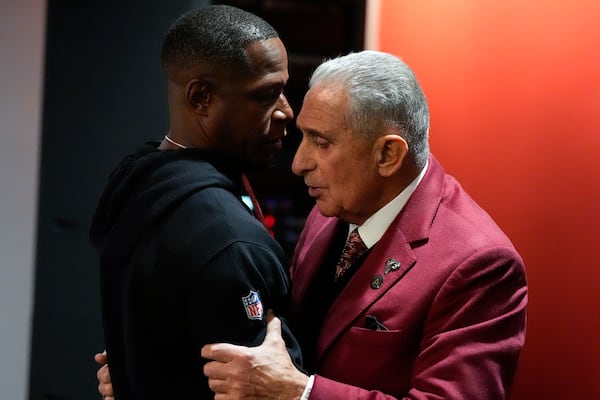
[319,326,409,394]
[344,326,403,347]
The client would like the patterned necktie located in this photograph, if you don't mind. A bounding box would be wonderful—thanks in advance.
[334,228,367,281]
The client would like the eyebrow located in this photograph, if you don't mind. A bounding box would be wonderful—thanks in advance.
[298,126,333,141]
[260,70,288,86]
[250,79,286,94]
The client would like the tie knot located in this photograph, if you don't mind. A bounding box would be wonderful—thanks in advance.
[347,229,366,250]
[334,228,367,281]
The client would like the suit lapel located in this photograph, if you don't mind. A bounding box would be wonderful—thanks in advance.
[290,217,345,314]
[315,223,416,362]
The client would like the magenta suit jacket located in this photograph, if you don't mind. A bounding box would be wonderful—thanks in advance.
[289,156,528,400]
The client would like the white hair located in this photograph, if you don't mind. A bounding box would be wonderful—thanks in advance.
[309,50,430,168]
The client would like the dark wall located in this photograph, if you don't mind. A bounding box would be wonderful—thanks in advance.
[29,2,207,399]
[30,1,363,398]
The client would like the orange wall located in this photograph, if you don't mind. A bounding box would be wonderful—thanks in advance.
[375,1,600,398]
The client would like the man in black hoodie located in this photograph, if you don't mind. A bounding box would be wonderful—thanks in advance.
[89,5,301,399]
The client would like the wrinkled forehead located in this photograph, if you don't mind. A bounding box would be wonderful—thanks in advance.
[299,84,348,120]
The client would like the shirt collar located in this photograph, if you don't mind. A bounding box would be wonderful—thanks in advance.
[349,160,429,248]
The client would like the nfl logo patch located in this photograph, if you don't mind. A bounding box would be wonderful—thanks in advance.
[242,290,264,320]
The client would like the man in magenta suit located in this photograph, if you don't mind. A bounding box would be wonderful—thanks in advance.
[201,50,528,399]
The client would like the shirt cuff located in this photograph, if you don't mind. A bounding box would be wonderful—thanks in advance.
[300,374,315,400]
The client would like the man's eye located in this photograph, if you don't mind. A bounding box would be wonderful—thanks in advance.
[313,136,330,148]
[256,89,282,104]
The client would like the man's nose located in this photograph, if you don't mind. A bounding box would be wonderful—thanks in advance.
[273,93,293,120]
[291,138,309,177]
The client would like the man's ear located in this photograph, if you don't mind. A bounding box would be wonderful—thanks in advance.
[375,134,409,177]
[186,79,211,115]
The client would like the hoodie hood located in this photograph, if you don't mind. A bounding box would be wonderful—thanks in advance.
[89,143,245,261]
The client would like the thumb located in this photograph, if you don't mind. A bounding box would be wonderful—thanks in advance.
[264,311,282,345]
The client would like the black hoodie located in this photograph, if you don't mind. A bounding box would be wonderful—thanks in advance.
[90,143,302,399]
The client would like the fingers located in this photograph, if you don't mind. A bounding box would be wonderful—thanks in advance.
[96,354,113,398]
[97,364,114,397]
[94,349,108,365]
[99,388,115,399]
[202,310,281,363]
[97,364,111,384]
[203,360,230,381]
[201,342,245,362]
[207,376,233,396]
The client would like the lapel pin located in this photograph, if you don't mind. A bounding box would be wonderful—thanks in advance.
[370,274,384,289]
[384,258,401,274]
